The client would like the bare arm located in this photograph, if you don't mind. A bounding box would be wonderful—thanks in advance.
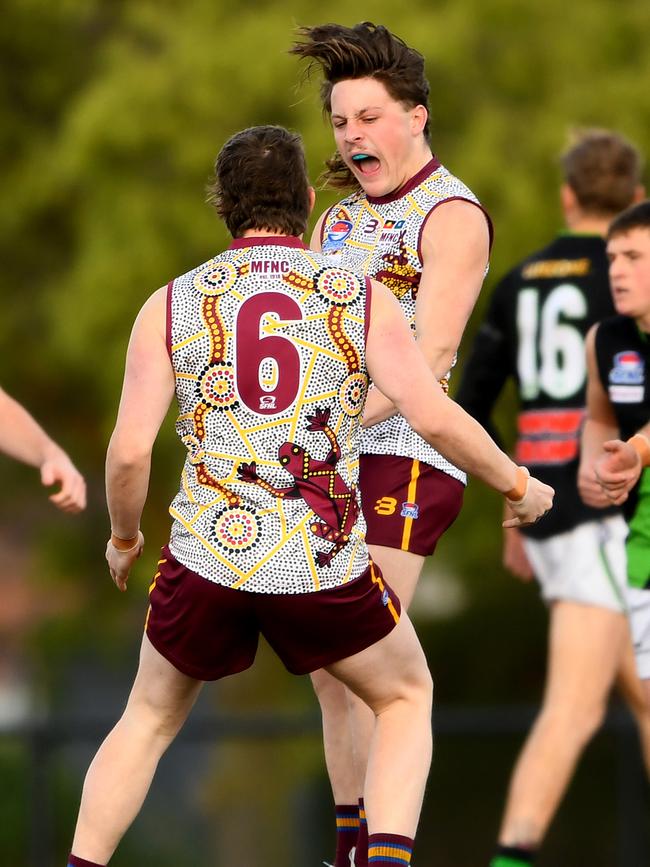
[309,212,327,252]
[0,388,86,513]
[578,325,619,508]
[366,281,553,526]
[105,286,175,589]
[363,199,490,426]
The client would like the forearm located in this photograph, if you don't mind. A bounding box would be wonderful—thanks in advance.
[362,386,398,427]
[409,397,517,494]
[580,418,618,469]
[0,392,61,468]
[105,436,152,537]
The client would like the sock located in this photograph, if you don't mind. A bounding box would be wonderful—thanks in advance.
[334,803,360,867]
[489,843,536,866]
[367,833,413,865]
[67,856,106,867]
[354,797,368,866]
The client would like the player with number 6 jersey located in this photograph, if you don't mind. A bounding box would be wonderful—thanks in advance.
[168,237,373,594]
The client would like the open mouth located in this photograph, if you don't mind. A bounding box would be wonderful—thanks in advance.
[351,153,380,175]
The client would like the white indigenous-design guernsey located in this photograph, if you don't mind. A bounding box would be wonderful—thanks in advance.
[167,236,372,594]
[320,157,488,483]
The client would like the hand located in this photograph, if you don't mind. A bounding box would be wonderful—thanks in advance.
[594,439,641,504]
[40,447,87,513]
[503,476,554,528]
[106,531,145,592]
[502,526,535,581]
[577,459,612,508]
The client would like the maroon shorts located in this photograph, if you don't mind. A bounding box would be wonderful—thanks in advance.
[145,547,401,680]
[359,454,464,556]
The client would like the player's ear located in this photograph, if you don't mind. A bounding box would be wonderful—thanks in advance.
[560,183,578,217]
[410,105,427,137]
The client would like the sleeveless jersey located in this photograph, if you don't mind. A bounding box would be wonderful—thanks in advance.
[456,234,618,539]
[594,314,650,533]
[320,157,489,484]
[167,236,372,594]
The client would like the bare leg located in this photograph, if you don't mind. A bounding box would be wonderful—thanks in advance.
[311,668,361,802]
[310,547,425,803]
[614,629,650,776]
[71,635,203,863]
[326,611,433,837]
[498,601,629,847]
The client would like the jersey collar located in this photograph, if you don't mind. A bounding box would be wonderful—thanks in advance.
[229,235,307,250]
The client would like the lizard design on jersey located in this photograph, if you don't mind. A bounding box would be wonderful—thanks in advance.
[237,407,359,566]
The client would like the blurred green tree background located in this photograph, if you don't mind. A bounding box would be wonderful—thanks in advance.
[1,1,649,864]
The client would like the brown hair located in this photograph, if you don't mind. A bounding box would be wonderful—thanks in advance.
[291,22,430,189]
[207,125,311,237]
[560,128,643,217]
[607,199,650,241]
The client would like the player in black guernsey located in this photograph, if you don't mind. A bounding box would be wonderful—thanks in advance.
[581,199,650,707]
[456,130,650,867]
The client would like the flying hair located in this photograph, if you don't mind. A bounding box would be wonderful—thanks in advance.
[291,22,431,189]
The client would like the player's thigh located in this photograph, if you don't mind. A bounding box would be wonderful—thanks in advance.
[367,544,424,609]
[544,600,628,709]
[325,612,432,715]
[127,633,204,727]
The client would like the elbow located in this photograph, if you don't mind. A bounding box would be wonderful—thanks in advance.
[106,433,152,471]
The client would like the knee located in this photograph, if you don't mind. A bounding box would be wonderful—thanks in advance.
[126,694,189,741]
[386,662,433,718]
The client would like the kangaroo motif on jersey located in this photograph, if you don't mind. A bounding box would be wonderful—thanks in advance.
[237,407,359,566]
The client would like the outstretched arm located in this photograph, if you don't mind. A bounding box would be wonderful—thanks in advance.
[0,387,86,513]
[366,281,553,526]
[105,287,175,590]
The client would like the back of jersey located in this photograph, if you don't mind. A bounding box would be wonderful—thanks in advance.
[167,236,371,593]
[459,233,617,538]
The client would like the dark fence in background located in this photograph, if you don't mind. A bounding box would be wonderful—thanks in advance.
[2,705,648,867]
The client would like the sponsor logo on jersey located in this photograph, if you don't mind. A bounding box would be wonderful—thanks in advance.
[259,395,277,410]
[609,350,645,385]
[608,384,645,404]
[521,257,591,280]
[380,219,406,242]
[400,501,419,519]
[250,259,290,275]
[374,496,397,515]
[323,219,353,252]
[381,589,390,606]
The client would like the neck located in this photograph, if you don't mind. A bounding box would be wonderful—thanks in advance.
[241,228,292,238]
[637,315,650,334]
[565,214,612,237]
[394,143,435,191]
